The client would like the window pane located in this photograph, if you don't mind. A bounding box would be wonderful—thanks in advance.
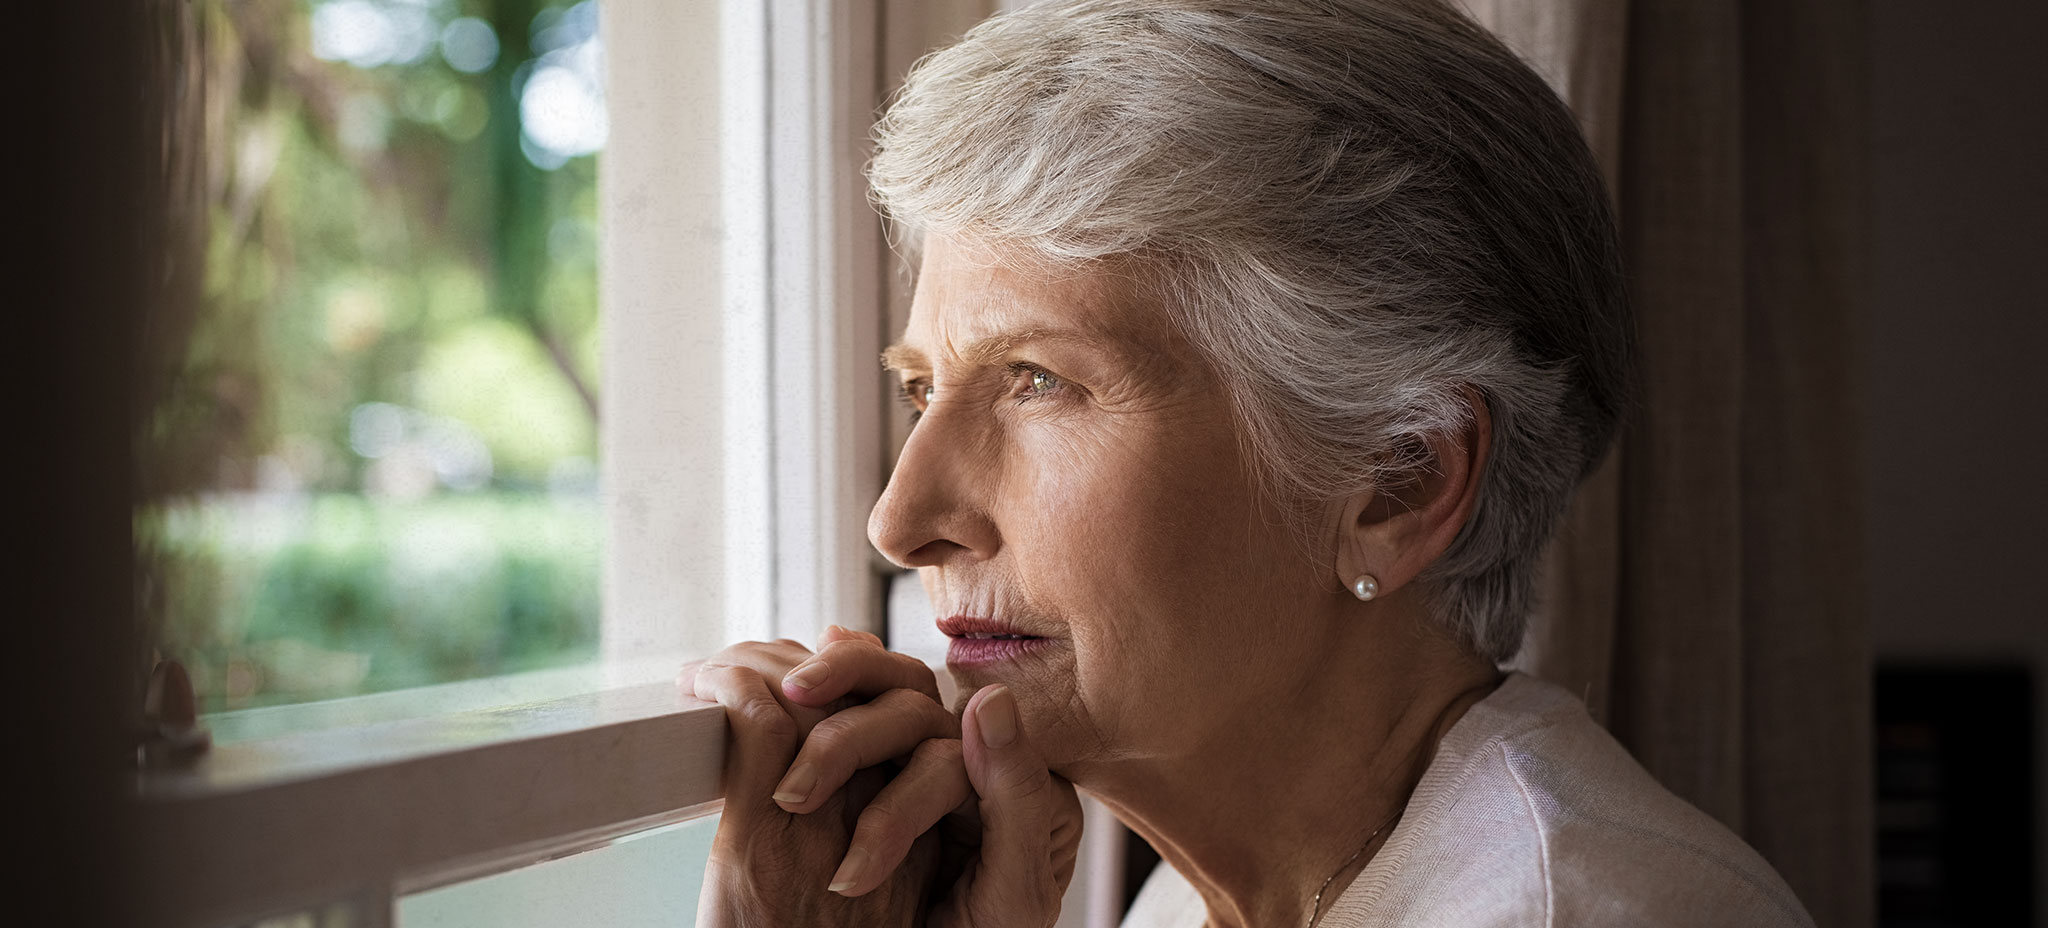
[397,815,719,927]
[141,0,608,712]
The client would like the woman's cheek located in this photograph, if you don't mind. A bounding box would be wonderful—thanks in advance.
[1016,412,1169,499]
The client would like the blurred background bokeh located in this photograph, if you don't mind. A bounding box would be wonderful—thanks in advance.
[137,0,609,712]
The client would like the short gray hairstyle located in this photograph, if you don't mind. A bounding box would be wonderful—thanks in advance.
[870,0,1632,663]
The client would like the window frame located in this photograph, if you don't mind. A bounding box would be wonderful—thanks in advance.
[601,0,889,657]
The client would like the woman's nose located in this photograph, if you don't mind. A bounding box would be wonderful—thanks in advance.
[867,410,1001,569]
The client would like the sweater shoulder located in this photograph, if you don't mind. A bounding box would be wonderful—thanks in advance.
[1328,675,1815,928]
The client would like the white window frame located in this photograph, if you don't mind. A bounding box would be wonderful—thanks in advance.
[135,3,1130,925]
[600,0,888,658]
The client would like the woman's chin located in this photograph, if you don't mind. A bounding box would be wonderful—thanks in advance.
[945,638,1075,718]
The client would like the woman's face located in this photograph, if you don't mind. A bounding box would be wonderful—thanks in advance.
[869,235,1334,775]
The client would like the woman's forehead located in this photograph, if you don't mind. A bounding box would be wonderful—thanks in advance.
[889,236,1168,370]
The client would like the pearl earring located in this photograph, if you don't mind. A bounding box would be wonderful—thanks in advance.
[1350,574,1379,602]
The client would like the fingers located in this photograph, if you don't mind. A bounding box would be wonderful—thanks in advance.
[825,738,975,897]
[677,638,813,703]
[681,639,849,734]
[782,636,941,706]
[959,684,1067,917]
[691,664,801,822]
[818,623,883,648]
[693,639,815,682]
[773,687,960,812]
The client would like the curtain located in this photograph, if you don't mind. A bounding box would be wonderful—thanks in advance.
[1466,1,1874,926]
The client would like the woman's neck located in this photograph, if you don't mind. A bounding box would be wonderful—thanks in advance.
[1081,631,1502,928]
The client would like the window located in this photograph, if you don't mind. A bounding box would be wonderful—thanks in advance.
[139,0,608,712]
[135,1,1129,925]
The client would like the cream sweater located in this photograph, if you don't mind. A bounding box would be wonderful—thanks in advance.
[1121,673,1815,928]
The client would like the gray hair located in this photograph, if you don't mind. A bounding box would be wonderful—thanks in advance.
[869,0,1632,663]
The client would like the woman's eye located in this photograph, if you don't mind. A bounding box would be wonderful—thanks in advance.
[899,379,934,422]
[1011,364,1062,403]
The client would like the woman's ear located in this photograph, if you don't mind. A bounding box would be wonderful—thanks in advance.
[1334,389,1493,600]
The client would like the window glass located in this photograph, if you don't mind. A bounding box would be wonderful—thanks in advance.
[139,0,608,712]
[397,815,719,927]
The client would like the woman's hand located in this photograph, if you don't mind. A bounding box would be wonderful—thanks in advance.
[773,632,1084,927]
[922,683,1083,928]
[684,634,947,928]
[688,628,1082,927]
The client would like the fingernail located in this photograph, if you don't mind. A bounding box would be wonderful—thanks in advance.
[827,846,869,894]
[976,685,1018,749]
[772,763,816,805]
[784,660,830,692]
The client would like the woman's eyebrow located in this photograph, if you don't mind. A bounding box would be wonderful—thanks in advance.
[880,343,926,373]
[881,328,1121,373]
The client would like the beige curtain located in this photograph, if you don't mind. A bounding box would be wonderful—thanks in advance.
[1466,1,1874,926]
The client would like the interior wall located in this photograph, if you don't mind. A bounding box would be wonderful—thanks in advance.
[1865,0,2048,916]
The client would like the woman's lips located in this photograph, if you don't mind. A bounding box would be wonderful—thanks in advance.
[938,615,1055,668]
[947,635,1055,667]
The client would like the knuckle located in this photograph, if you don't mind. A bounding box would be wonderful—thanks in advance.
[876,687,951,732]
[707,640,765,663]
[813,639,942,699]
[870,688,925,721]
[995,762,1054,805]
[759,715,798,747]
[805,714,853,753]
[852,797,905,842]
[911,736,965,765]
[712,665,766,691]
[705,640,812,676]
[697,659,756,685]
[737,693,795,739]
[818,638,874,663]
[690,664,734,695]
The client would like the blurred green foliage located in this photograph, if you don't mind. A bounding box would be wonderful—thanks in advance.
[141,0,609,711]
[144,495,599,712]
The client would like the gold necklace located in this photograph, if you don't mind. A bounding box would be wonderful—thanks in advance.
[1305,678,1495,927]
[1304,806,1402,928]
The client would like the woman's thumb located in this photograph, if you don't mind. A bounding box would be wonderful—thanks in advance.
[960,684,1063,922]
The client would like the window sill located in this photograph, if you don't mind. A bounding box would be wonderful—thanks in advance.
[137,665,725,928]
[201,652,695,746]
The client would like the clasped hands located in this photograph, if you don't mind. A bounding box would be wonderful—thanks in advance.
[681,626,1082,928]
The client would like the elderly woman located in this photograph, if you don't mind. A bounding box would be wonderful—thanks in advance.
[683,1,1814,926]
